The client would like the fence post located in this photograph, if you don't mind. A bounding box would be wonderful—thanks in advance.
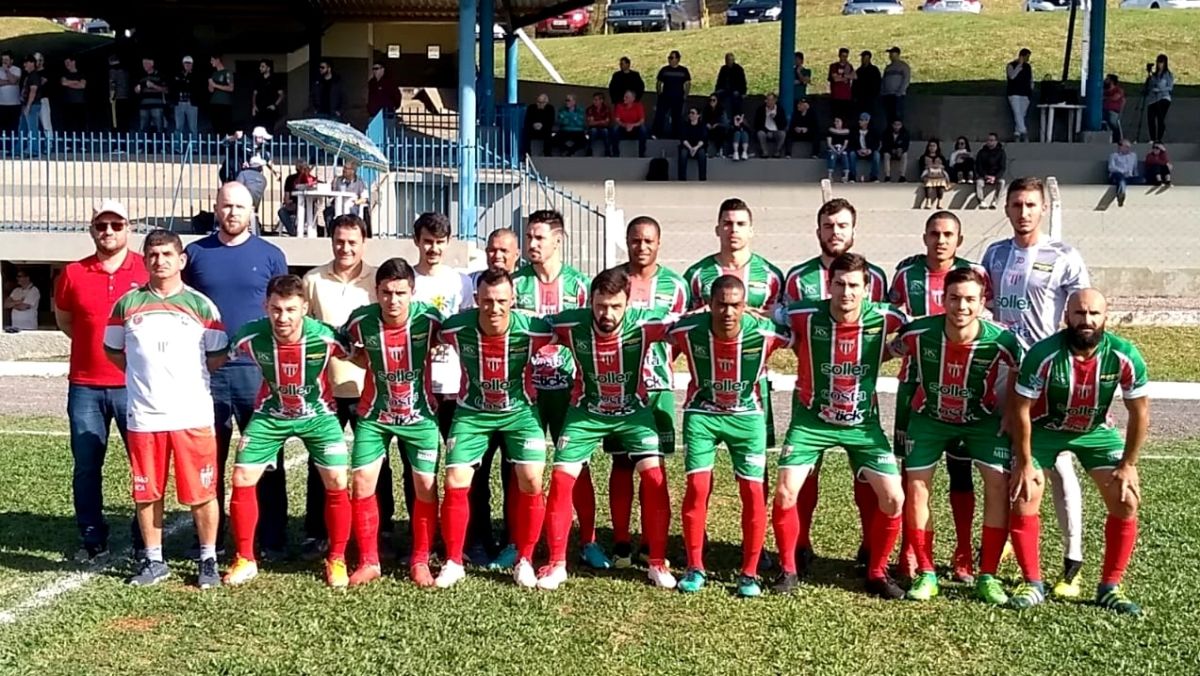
[603,179,623,269]
[1046,176,1063,241]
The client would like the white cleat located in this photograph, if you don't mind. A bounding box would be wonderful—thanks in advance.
[514,558,538,589]
[648,564,677,590]
[536,563,569,591]
[435,561,466,589]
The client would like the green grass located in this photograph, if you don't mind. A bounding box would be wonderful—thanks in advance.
[0,18,110,61]
[0,419,1198,673]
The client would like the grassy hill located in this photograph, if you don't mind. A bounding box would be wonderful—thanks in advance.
[0,18,110,60]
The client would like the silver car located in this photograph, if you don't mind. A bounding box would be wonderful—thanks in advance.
[843,0,905,14]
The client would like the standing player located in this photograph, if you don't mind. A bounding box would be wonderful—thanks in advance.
[682,198,783,313]
[981,176,1090,599]
[673,275,792,597]
[772,253,908,599]
[889,268,1021,604]
[1008,289,1148,615]
[223,275,353,587]
[435,269,553,589]
[536,267,677,591]
[342,259,444,587]
[103,230,228,588]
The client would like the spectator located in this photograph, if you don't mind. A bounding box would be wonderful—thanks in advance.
[1146,54,1173,143]
[826,115,851,182]
[714,52,747,118]
[948,136,974,183]
[366,62,401,120]
[1108,139,1140,207]
[134,58,168,133]
[249,127,273,166]
[609,90,648,158]
[828,48,855,132]
[523,93,555,157]
[584,92,612,156]
[108,54,133,132]
[881,118,910,182]
[0,52,20,132]
[608,56,645,105]
[234,156,269,215]
[553,94,587,156]
[252,59,285,131]
[4,268,39,330]
[677,107,707,181]
[920,155,949,210]
[1102,74,1125,146]
[854,50,882,120]
[786,97,818,159]
[1144,142,1172,186]
[172,56,201,148]
[218,131,251,184]
[279,159,320,236]
[974,132,1007,209]
[702,94,728,158]
[794,51,812,99]
[1005,48,1033,142]
[881,46,911,123]
[59,56,87,132]
[207,55,235,136]
[34,52,51,139]
[18,54,42,157]
[729,111,751,162]
[849,112,881,182]
[309,60,345,121]
[753,92,788,159]
[917,138,946,176]
[653,50,691,139]
[324,160,369,232]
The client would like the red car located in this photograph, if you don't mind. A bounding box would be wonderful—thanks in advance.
[535,6,592,37]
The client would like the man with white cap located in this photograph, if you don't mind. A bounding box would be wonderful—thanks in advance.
[172,56,200,149]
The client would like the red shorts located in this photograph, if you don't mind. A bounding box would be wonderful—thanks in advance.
[128,427,219,505]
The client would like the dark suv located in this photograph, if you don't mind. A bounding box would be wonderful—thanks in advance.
[606,0,703,32]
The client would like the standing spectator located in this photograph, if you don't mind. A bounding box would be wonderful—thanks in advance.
[1102,74,1125,145]
[677,107,707,181]
[0,52,20,132]
[920,155,949,210]
[607,56,645,106]
[208,55,235,136]
[1005,48,1033,142]
[34,52,52,139]
[366,62,401,120]
[134,58,168,133]
[794,51,812,99]
[786,97,818,159]
[323,161,369,232]
[54,200,149,563]
[172,56,200,149]
[881,118,910,182]
[714,52,747,118]
[183,183,289,560]
[849,112,881,182]
[1146,54,1173,144]
[853,50,882,121]
[310,60,345,121]
[609,90,647,158]
[826,115,851,181]
[18,55,42,157]
[753,92,788,159]
[553,94,587,156]
[252,59,285,132]
[1108,139,1141,207]
[234,156,269,217]
[279,159,320,236]
[1144,142,1172,186]
[974,132,1007,209]
[4,268,39,330]
[880,46,911,123]
[948,136,974,183]
[729,111,751,162]
[59,56,87,132]
[828,48,855,131]
[702,94,728,158]
[523,93,555,157]
[108,54,133,132]
[584,92,611,156]
[653,50,691,139]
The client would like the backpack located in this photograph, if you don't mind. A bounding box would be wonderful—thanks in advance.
[646,156,670,181]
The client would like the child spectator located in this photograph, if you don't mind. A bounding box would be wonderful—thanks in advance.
[921,155,949,210]
[1144,142,1172,186]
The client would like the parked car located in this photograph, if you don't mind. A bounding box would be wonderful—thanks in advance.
[725,0,784,24]
[1025,0,1087,10]
[84,18,113,35]
[536,7,593,36]
[843,0,905,14]
[921,0,982,11]
[1120,0,1200,7]
[606,0,703,32]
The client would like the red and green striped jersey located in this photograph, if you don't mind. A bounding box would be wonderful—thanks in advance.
[783,256,888,304]
[231,316,350,420]
[669,313,792,415]
[889,255,990,317]
[780,299,908,427]
[892,315,1022,425]
[1015,330,1149,434]
[622,263,689,391]
[682,253,784,312]
[438,309,553,413]
[343,301,444,426]
[512,263,589,391]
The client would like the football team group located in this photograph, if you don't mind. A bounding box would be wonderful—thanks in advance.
[68,175,1148,617]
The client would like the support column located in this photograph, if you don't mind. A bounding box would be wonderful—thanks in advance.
[778,0,797,115]
[505,33,519,105]
[479,0,496,123]
[1083,1,1106,132]
[458,0,480,240]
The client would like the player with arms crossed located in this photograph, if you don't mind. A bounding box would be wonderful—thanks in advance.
[224,275,353,587]
[1008,289,1149,615]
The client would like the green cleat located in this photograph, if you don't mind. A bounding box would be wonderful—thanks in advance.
[678,568,706,594]
[1096,585,1143,616]
[736,575,762,598]
[905,572,940,601]
[487,544,518,571]
[975,574,1009,606]
[579,542,613,570]
[1053,570,1083,600]
[1007,581,1046,610]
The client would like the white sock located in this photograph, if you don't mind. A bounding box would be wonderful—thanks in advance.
[145,546,164,563]
[1048,454,1085,563]
[199,545,217,561]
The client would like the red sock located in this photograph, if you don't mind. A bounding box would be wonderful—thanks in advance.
[545,470,578,565]
[796,472,819,549]
[230,484,259,561]
[351,495,380,566]
[682,471,711,571]
[1101,516,1138,586]
[854,478,879,548]
[911,528,935,573]
[979,525,1008,576]
[324,489,351,560]
[949,489,976,557]
[867,508,902,580]
[898,470,912,567]
[1008,513,1042,582]
[638,466,670,565]
[609,463,636,546]
[737,478,766,577]
[573,465,597,546]
[439,486,470,564]
[411,497,438,565]
[772,497,799,574]
[516,489,545,562]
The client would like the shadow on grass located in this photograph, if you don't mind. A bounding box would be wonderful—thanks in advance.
[0,510,141,574]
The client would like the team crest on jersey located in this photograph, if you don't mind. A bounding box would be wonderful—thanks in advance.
[838,338,856,355]
[1075,384,1094,398]
[717,357,735,370]
[485,356,504,371]
[598,350,617,366]
[199,464,214,489]
[282,363,299,377]
[946,362,965,378]
[132,313,143,325]
[388,346,406,361]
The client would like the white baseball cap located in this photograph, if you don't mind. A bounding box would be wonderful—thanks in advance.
[182,55,194,64]
[92,199,130,222]
[251,126,272,140]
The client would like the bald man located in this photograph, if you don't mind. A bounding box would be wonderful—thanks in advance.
[184,181,290,559]
[1006,289,1150,615]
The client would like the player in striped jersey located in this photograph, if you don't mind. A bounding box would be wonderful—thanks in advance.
[682,198,784,313]
[1008,289,1149,615]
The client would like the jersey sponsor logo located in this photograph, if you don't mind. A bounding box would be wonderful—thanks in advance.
[365,335,380,348]
[256,351,274,363]
[936,384,972,398]
[596,371,632,385]
[693,345,709,359]
[820,362,870,377]
[278,383,311,396]
[864,327,882,336]
[1032,261,1055,273]
[460,343,477,357]
[748,281,768,292]
[416,449,438,463]
[821,388,867,404]
[378,369,419,384]
[523,437,547,452]
[995,295,1032,311]
[813,326,830,339]
[803,284,819,296]
[711,378,749,393]
[1101,372,1119,382]
[574,340,592,355]
[819,405,865,425]
[306,351,327,362]
[922,347,938,360]
[908,281,923,294]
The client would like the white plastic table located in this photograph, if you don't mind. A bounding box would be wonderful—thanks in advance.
[292,187,359,238]
[1038,103,1085,143]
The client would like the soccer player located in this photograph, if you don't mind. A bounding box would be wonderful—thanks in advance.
[1008,289,1148,615]
[435,268,553,589]
[223,275,353,587]
[772,253,908,599]
[536,267,677,591]
[981,176,1090,599]
[673,275,792,597]
[342,258,444,587]
[889,267,1021,604]
[103,230,228,588]
[682,197,783,312]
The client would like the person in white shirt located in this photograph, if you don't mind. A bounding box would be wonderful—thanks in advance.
[324,160,371,234]
[6,269,40,330]
[754,93,787,159]
[0,51,21,132]
[1107,139,1141,208]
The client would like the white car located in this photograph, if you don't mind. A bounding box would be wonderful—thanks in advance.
[1120,0,1200,8]
[843,0,905,14]
[921,0,982,11]
[1025,0,1087,10]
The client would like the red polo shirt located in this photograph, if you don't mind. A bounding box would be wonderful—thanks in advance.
[614,101,645,127]
[54,251,148,387]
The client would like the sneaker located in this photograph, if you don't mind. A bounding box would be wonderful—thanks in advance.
[1096,584,1142,616]
[579,542,613,570]
[513,558,538,589]
[197,557,221,590]
[795,546,815,579]
[678,568,706,593]
[488,544,518,571]
[435,561,466,589]
[186,543,227,562]
[905,572,940,601]
[223,555,259,586]
[1007,581,1046,609]
[72,543,110,566]
[325,558,349,588]
[464,543,492,567]
[952,548,976,585]
[126,559,170,587]
[647,564,677,589]
[736,575,762,598]
[611,542,634,570]
[1053,562,1083,600]
[299,538,328,562]
[771,571,799,595]
[536,563,568,591]
[410,563,436,588]
[975,574,1009,605]
[865,576,905,600]
[350,563,383,587]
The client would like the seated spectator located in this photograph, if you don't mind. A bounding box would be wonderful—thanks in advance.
[324,160,369,234]
[553,94,587,156]
[584,93,612,157]
[234,157,269,213]
[753,92,788,159]
[948,136,975,183]
[786,98,818,159]
[729,112,751,161]
[849,112,881,182]
[523,93,555,157]
[974,133,1007,209]
[917,139,946,175]
[1144,142,1172,186]
[4,268,40,330]
[921,155,949,210]
[677,107,707,182]
[609,90,648,158]
[278,159,320,236]
[702,94,728,158]
[826,116,851,182]
[1108,139,1141,207]
[1103,74,1125,146]
[881,119,910,182]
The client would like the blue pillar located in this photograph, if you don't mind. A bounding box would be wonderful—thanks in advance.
[505,33,519,105]
[458,0,479,240]
[478,0,496,123]
[778,0,797,115]
[1083,2,1106,132]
